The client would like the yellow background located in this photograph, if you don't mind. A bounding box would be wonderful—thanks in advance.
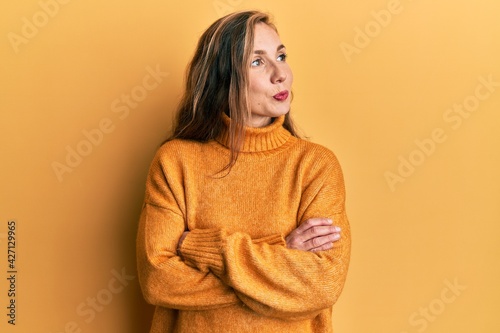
[1,0,499,332]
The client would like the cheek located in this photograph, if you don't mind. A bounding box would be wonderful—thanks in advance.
[249,81,267,101]
[286,67,294,86]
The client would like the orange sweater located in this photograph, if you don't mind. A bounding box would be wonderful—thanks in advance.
[136,114,351,332]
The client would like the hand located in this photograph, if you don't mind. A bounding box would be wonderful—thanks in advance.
[285,218,341,252]
[177,231,189,256]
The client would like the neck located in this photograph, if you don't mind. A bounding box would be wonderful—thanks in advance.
[246,115,273,128]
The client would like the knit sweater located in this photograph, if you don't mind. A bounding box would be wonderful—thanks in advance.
[136,113,351,333]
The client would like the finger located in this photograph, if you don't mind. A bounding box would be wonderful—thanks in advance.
[304,232,341,251]
[296,217,333,234]
[286,224,340,250]
[310,242,334,252]
[302,225,340,241]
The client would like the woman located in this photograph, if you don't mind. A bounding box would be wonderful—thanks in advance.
[137,10,351,333]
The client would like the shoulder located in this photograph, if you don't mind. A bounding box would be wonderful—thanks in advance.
[288,138,346,188]
[295,141,347,206]
[153,139,206,163]
[293,139,341,169]
[157,138,204,155]
[146,139,204,177]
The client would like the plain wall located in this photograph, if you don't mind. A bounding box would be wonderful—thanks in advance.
[1,0,499,332]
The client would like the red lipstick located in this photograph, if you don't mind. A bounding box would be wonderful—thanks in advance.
[273,90,289,101]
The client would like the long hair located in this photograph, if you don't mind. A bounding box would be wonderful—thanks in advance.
[166,11,302,173]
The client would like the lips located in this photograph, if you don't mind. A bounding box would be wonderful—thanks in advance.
[273,90,289,101]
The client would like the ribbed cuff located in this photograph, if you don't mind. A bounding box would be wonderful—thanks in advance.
[180,229,225,275]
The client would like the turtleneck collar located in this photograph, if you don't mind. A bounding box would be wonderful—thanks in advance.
[216,113,292,153]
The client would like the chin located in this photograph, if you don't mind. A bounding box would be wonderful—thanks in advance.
[276,107,291,117]
[252,106,290,120]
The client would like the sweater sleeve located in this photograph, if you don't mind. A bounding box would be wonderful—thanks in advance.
[136,152,239,310]
[179,154,351,320]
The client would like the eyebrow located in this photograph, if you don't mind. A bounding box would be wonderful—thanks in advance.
[253,44,286,55]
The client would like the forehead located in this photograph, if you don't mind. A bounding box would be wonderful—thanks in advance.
[253,23,282,49]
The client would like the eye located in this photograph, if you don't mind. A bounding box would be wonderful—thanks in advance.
[251,58,263,67]
[277,53,287,62]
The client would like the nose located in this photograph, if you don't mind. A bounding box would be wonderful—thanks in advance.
[271,65,287,84]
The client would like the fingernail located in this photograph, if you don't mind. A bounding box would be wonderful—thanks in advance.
[335,226,341,232]
[327,219,333,224]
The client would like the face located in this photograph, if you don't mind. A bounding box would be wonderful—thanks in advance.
[247,23,293,128]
